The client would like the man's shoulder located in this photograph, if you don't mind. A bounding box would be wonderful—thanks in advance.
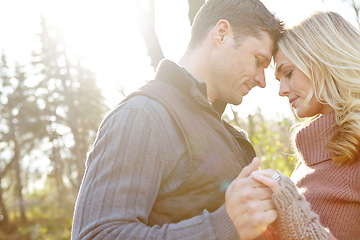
[118,94,164,110]
[103,94,171,123]
[98,94,174,133]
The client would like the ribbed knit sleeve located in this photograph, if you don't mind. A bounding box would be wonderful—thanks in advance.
[271,174,330,240]
[71,95,238,240]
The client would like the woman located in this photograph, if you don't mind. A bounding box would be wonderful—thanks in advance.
[252,11,360,240]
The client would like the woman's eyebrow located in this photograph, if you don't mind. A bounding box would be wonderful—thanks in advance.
[276,63,285,73]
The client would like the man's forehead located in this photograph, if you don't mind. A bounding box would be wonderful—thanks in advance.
[257,39,274,63]
[257,32,274,53]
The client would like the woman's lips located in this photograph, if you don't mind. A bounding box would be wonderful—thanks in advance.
[289,97,298,107]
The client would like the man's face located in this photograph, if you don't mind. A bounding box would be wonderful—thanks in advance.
[207,31,274,105]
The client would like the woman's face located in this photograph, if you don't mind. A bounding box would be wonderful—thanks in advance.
[274,50,333,118]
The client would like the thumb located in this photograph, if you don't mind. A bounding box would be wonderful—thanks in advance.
[238,157,260,178]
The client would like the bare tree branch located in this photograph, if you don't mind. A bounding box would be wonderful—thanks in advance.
[187,0,205,25]
[135,0,164,70]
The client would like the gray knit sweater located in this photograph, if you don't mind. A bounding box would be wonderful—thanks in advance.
[71,95,238,239]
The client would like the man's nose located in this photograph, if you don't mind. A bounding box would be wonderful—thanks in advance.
[255,70,266,88]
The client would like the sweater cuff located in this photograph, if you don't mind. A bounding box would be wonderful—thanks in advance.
[210,205,239,240]
[272,173,304,210]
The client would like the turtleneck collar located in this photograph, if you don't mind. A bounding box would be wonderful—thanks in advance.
[295,111,338,165]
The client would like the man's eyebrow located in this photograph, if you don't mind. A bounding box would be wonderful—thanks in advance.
[260,54,271,66]
[265,56,271,66]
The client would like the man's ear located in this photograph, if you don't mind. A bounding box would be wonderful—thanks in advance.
[213,19,231,46]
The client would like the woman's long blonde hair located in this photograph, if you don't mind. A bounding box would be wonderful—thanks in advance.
[279,11,360,164]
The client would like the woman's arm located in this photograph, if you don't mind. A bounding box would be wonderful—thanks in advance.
[251,170,335,240]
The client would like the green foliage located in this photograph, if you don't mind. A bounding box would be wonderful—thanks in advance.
[32,18,109,188]
[225,109,297,177]
[1,183,74,240]
[250,119,297,177]
[0,18,108,239]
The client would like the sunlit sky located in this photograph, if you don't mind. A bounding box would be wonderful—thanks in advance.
[0,0,358,119]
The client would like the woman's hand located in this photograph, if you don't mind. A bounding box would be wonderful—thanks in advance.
[251,169,281,194]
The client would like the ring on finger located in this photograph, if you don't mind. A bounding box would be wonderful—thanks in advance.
[271,171,281,182]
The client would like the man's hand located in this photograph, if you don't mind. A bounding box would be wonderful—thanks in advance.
[225,157,277,240]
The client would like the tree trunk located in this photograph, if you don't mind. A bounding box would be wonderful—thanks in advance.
[62,48,84,186]
[0,181,9,225]
[0,162,14,226]
[187,0,205,25]
[13,140,27,222]
[52,140,65,208]
[9,114,27,222]
[135,0,205,70]
[136,0,164,70]
[350,0,360,28]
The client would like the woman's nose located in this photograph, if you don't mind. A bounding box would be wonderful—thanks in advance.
[278,79,290,97]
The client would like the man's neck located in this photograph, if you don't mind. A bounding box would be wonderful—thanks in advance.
[179,49,215,103]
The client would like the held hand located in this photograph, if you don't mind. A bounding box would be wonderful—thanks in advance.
[225,157,278,240]
[251,169,281,193]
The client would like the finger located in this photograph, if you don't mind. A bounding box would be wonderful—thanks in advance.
[237,157,260,179]
[231,178,273,201]
[251,207,278,234]
[243,176,269,188]
[252,199,276,212]
[244,198,276,216]
[231,176,270,192]
[263,198,276,211]
[252,206,278,226]
[264,209,278,224]
[251,172,281,193]
[251,187,274,200]
[255,223,268,234]
[252,169,275,178]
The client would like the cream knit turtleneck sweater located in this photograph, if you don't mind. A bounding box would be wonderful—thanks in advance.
[289,111,360,240]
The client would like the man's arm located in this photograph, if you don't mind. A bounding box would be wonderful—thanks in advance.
[71,96,239,239]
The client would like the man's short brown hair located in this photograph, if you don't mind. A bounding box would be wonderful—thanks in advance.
[188,0,284,53]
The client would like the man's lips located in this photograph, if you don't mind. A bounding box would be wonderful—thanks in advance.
[244,84,251,95]
[245,83,255,94]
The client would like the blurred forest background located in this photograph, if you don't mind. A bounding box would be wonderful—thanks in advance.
[0,0,359,239]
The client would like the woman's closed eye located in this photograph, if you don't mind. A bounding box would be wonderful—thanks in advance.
[285,70,293,79]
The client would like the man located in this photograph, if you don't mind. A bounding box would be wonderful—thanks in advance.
[71,0,283,239]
